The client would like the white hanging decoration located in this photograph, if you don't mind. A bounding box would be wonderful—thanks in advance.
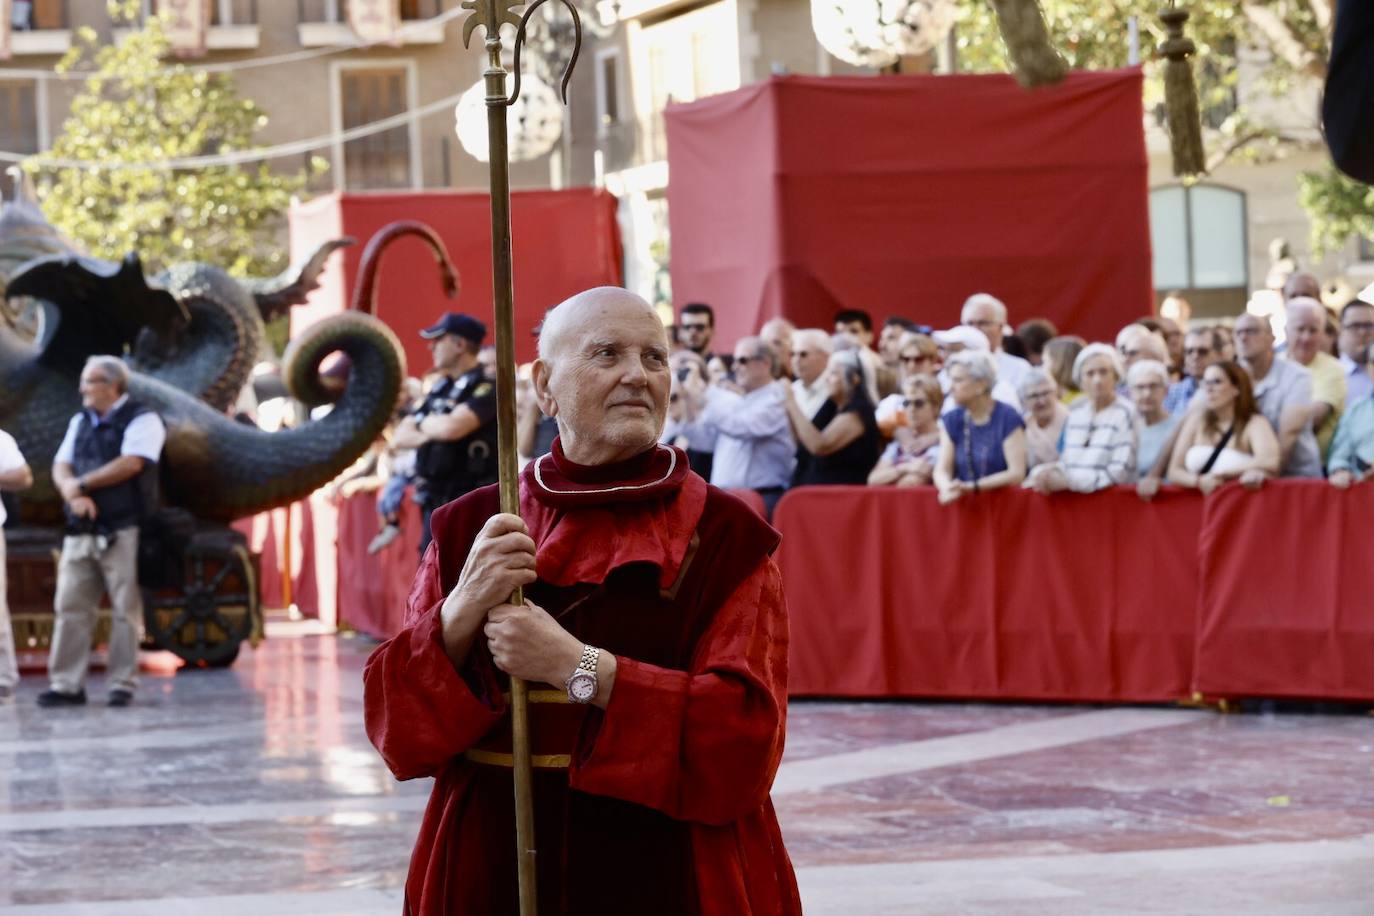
[811,0,956,69]
[453,74,564,164]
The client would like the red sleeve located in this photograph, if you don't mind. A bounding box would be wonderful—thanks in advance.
[362,544,506,781]
[569,558,788,826]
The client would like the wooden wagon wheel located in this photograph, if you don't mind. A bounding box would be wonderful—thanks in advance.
[143,542,260,668]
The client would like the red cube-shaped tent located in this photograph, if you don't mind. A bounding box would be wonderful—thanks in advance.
[288,188,623,370]
[665,70,1152,346]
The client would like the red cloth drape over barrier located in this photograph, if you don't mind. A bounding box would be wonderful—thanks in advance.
[775,486,1200,702]
[335,492,423,640]
[288,188,623,368]
[1195,481,1374,701]
[665,71,1152,347]
[322,480,1374,702]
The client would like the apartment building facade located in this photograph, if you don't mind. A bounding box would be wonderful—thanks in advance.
[0,0,558,202]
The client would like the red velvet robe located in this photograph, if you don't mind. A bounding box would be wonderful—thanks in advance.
[363,441,801,915]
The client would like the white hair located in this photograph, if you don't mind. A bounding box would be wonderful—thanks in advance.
[945,349,998,390]
[1114,324,1168,362]
[735,335,776,375]
[1017,366,1056,401]
[1126,358,1170,388]
[961,293,1008,326]
[760,316,796,336]
[792,328,832,354]
[1072,343,1125,387]
[84,355,130,393]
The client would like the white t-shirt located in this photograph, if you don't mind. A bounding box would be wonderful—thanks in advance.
[54,395,167,467]
[0,430,27,526]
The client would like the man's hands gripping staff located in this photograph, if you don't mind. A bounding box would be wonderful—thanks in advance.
[440,514,616,708]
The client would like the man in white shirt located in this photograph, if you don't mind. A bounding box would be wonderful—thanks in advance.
[677,337,796,513]
[0,429,32,703]
[962,292,1031,395]
[40,356,166,709]
[789,329,833,421]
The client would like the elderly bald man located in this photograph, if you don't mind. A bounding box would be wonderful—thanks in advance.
[363,287,800,916]
[1285,296,1347,458]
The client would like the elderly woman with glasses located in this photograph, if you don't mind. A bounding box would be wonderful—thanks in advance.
[876,332,940,437]
[933,351,1027,504]
[1025,343,1137,494]
[868,374,943,486]
[1018,368,1068,469]
[1127,358,1180,497]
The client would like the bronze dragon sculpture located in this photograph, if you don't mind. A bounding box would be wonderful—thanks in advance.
[0,187,449,525]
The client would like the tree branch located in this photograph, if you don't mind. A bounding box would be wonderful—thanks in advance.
[1242,2,1326,79]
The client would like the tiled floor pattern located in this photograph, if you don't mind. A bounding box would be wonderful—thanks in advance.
[1,630,1370,914]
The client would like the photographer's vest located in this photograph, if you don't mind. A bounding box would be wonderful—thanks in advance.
[68,398,160,530]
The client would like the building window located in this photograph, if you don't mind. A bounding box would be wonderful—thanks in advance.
[1150,183,1248,291]
[339,66,412,189]
[14,0,64,29]
[0,81,36,199]
[1359,236,1374,263]
[595,48,620,130]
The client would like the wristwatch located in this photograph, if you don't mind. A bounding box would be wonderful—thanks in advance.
[77,477,89,495]
[564,645,600,704]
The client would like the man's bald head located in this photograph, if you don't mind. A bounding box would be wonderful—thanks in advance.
[1283,271,1321,302]
[532,286,672,465]
[538,287,666,365]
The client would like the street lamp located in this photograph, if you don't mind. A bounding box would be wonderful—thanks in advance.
[811,0,956,69]
[453,73,565,163]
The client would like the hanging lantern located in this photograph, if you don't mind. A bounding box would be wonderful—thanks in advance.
[811,0,956,69]
[453,75,564,164]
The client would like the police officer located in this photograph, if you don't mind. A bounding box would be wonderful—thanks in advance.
[393,312,498,553]
[40,355,166,709]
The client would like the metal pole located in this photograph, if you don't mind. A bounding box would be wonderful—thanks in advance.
[479,0,538,910]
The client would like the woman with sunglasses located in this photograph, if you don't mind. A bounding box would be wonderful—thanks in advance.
[868,374,943,486]
[875,332,940,438]
[1167,361,1279,494]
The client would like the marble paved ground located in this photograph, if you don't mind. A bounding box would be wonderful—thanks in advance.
[1,628,1372,915]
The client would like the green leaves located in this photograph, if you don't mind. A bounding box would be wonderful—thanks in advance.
[28,0,324,278]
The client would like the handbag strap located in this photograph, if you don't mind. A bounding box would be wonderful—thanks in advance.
[1199,424,1235,475]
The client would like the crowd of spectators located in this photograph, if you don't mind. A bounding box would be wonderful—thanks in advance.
[649,279,1374,514]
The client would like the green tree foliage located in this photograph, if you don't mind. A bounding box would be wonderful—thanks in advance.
[27,0,325,277]
[956,0,1368,256]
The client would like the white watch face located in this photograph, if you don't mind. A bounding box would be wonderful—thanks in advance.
[568,671,596,702]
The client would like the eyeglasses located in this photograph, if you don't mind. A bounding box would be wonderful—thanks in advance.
[1023,389,1055,400]
[903,398,929,408]
[680,323,710,332]
[1184,346,1213,356]
[735,355,761,365]
[1343,321,1374,333]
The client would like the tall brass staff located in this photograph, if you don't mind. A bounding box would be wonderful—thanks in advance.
[460,1,581,912]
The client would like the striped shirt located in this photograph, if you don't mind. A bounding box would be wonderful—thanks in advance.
[1060,397,1138,492]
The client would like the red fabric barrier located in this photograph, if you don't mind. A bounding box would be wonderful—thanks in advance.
[288,188,623,369]
[774,486,1200,702]
[320,480,1374,703]
[666,71,1151,347]
[335,492,423,640]
[1195,480,1374,701]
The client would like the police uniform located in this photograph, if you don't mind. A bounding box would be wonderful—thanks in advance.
[414,366,498,552]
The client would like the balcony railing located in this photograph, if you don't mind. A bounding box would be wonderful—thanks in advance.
[11,0,67,31]
[296,0,446,22]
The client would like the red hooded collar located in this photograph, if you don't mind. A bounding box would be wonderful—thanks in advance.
[519,439,705,589]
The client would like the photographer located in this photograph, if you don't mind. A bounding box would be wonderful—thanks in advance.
[662,350,725,480]
[41,356,165,709]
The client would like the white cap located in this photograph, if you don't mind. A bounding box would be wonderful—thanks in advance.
[932,325,990,351]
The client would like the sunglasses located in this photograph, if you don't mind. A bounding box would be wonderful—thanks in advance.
[903,398,929,408]
[735,355,762,364]
[791,350,812,358]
